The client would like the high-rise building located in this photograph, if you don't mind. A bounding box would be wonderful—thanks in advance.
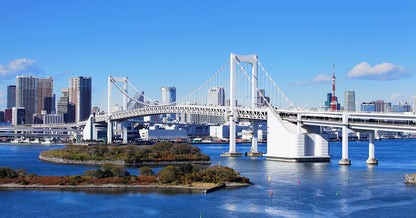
[344,91,356,112]
[375,100,391,112]
[4,109,12,123]
[37,77,54,114]
[57,89,71,123]
[208,87,225,106]
[16,76,38,124]
[7,85,16,109]
[160,87,176,120]
[256,89,270,107]
[69,77,92,122]
[127,91,145,110]
[413,98,416,113]
[0,111,4,123]
[12,107,25,125]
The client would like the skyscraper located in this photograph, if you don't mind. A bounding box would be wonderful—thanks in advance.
[57,88,70,123]
[160,87,176,120]
[127,91,145,110]
[38,77,54,114]
[7,85,16,109]
[69,77,92,122]
[344,91,355,112]
[16,76,38,124]
[208,87,225,106]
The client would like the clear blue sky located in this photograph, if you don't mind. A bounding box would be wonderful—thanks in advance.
[0,0,415,110]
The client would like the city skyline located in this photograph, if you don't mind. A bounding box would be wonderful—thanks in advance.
[0,1,414,110]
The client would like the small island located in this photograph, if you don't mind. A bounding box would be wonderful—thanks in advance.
[39,142,211,166]
[0,163,252,193]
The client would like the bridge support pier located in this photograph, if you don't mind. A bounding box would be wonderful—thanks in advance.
[221,118,243,157]
[366,131,378,165]
[246,120,264,157]
[107,120,113,144]
[121,121,128,144]
[339,126,351,165]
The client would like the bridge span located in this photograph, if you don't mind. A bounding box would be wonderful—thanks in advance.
[87,53,416,165]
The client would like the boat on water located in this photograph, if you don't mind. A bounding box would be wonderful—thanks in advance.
[11,138,23,143]
[41,138,52,145]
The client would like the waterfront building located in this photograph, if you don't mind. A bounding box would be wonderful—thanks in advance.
[361,102,376,112]
[12,107,25,125]
[0,111,4,123]
[33,111,46,124]
[16,76,38,124]
[43,114,64,124]
[139,125,187,140]
[7,85,16,109]
[69,77,92,122]
[344,91,355,112]
[37,77,54,114]
[57,89,71,123]
[160,86,176,120]
[393,102,411,113]
[4,109,12,123]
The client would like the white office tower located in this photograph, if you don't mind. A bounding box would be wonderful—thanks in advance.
[344,91,356,112]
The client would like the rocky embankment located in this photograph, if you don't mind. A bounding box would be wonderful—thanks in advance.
[38,155,211,167]
[405,174,416,184]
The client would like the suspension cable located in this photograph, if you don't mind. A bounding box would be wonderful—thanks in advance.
[257,61,294,108]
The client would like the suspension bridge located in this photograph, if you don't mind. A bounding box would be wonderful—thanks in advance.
[84,53,416,165]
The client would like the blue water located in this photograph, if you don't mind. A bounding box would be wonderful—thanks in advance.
[1,140,416,217]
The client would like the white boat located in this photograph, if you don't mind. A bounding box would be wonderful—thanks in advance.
[41,138,52,145]
[31,138,40,144]
[11,138,23,143]
[23,138,30,143]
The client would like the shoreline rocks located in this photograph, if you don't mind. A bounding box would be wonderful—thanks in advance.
[405,173,416,184]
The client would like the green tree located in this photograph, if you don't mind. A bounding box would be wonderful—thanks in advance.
[139,167,154,176]
[156,165,179,184]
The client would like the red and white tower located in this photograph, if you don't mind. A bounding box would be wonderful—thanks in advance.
[330,64,338,111]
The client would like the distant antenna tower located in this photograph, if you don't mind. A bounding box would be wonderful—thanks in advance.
[330,64,338,111]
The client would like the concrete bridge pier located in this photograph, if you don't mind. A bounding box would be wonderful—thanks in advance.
[221,117,243,157]
[246,120,264,157]
[366,131,378,165]
[339,115,351,165]
[121,121,128,144]
[107,120,113,144]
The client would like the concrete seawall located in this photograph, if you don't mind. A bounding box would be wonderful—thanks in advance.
[0,183,250,194]
[38,155,211,167]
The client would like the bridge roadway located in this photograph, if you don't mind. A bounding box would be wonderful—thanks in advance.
[94,104,416,133]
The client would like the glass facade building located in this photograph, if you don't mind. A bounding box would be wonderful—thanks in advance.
[69,77,92,122]
[160,87,176,120]
[344,91,355,112]
[16,76,38,124]
[7,85,16,109]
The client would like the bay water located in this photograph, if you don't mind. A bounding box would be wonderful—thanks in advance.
[1,139,416,217]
